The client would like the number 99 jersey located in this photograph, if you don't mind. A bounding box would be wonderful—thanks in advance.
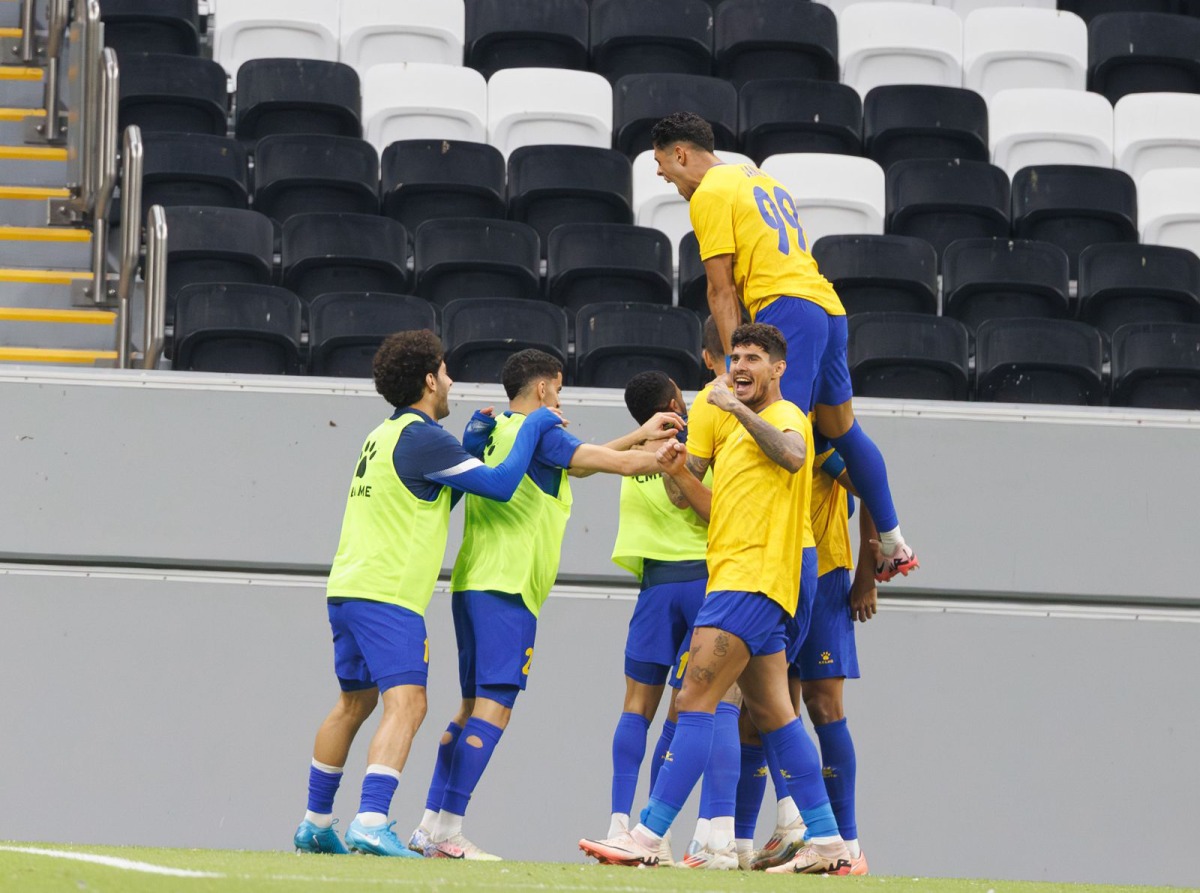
[688,162,845,320]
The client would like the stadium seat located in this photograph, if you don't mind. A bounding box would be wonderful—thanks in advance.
[941,237,1070,331]
[962,8,1087,102]
[339,0,466,75]
[464,0,589,78]
[811,234,938,316]
[589,0,714,83]
[213,0,339,85]
[815,0,933,14]
[1139,168,1200,257]
[173,283,304,375]
[1077,243,1200,336]
[1087,12,1200,104]
[738,79,863,164]
[974,318,1105,405]
[281,213,410,302]
[575,303,705,389]
[838,3,964,97]
[442,298,569,383]
[361,63,488,153]
[308,292,439,378]
[847,311,970,401]
[1011,164,1138,278]
[139,132,249,220]
[99,0,200,57]
[414,218,541,307]
[612,73,739,157]
[379,139,507,236]
[486,68,613,158]
[678,230,708,314]
[117,53,228,137]
[1110,322,1200,409]
[506,145,633,252]
[988,88,1114,178]
[251,135,380,226]
[714,0,838,88]
[936,0,1056,14]
[234,59,362,143]
[546,223,673,314]
[761,153,886,243]
[1058,0,1176,23]
[862,85,989,170]
[1114,93,1200,183]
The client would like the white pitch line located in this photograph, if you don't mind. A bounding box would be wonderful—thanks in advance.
[0,845,223,878]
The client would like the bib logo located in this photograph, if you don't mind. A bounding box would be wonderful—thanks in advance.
[356,441,377,478]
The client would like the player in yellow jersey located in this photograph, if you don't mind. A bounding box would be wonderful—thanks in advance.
[650,112,919,584]
[579,323,853,875]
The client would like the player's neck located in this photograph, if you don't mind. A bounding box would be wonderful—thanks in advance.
[508,396,540,415]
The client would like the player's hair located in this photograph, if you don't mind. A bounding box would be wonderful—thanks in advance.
[501,348,563,400]
[651,111,715,153]
[373,329,444,409]
[624,371,677,425]
[702,315,723,360]
[732,322,788,362]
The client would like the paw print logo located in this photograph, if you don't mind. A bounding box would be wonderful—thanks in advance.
[355,441,377,478]
[819,651,833,665]
[484,434,496,458]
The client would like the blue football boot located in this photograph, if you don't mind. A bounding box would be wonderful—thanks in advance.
[294,818,349,855]
[344,818,421,857]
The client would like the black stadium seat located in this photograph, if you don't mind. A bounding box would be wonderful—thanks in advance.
[847,312,970,401]
[465,0,589,78]
[1110,322,1200,409]
[234,59,362,143]
[738,78,862,163]
[885,158,1010,264]
[546,223,673,313]
[1087,12,1200,103]
[1077,243,1200,337]
[1011,165,1138,279]
[117,53,228,137]
[811,234,937,316]
[575,303,704,388]
[714,0,839,88]
[975,318,1105,405]
[308,293,439,379]
[281,213,410,302]
[1058,0,1176,22]
[99,0,199,57]
[442,298,569,384]
[138,132,248,220]
[941,238,1070,331]
[589,0,714,83]
[251,135,380,226]
[414,218,541,307]
[380,140,506,237]
[678,231,708,314]
[613,73,738,157]
[173,283,303,375]
[863,85,989,170]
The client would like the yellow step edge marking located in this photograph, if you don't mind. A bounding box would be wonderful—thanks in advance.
[0,347,117,364]
[0,67,42,82]
[0,307,115,324]
[0,107,45,122]
[0,267,91,284]
[0,145,68,161]
[0,27,23,38]
[0,225,91,242]
[0,185,70,200]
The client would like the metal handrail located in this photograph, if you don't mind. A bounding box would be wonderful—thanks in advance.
[78,0,102,206]
[38,0,70,142]
[141,205,167,370]
[115,125,142,368]
[18,0,36,64]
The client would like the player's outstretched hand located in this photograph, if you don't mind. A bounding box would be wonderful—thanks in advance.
[706,378,741,412]
[850,578,877,623]
[656,438,687,476]
[637,410,686,443]
[527,406,566,432]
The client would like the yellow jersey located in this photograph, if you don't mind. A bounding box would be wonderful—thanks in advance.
[705,399,815,616]
[811,448,854,576]
[689,162,844,320]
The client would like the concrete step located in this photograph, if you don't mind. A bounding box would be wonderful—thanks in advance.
[0,345,116,366]
[0,144,66,186]
[0,223,90,267]
[0,65,43,108]
[0,266,90,306]
[0,105,45,144]
[0,183,66,226]
[0,306,117,350]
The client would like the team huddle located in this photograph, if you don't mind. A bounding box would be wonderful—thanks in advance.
[292,112,919,875]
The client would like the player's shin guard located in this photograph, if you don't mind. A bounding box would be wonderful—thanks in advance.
[424,722,463,815]
[648,719,676,791]
[761,720,839,839]
[735,744,767,841]
[441,718,504,818]
[307,760,343,818]
[639,711,714,837]
[357,765,400,820]
[701,704,741,838]
[611,712,651,817]
[828,421,899,533]
[815,718,858,843]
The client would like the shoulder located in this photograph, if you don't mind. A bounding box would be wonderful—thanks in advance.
[763,400,809,431]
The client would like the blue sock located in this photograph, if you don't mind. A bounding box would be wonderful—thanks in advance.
[639,711,714,837]
[424,722,463,813]
[611,712,651,816]
[735,744,767,840]
[815,718,858,842]
[441,717,504,817]
[762,720,838,839]
[358,770,399,818]
[765,737,789,803]
[828,420,899,532]
[698,702,740,821]
[648,719,676,791]
[306,763,342,815]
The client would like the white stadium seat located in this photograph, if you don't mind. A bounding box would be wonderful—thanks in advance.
[1114,93,1200,184]
[486,68,612,159]
[989,87,1114,177]
[339,0,465,75]
[214,0,339,84]
[963,8,1087,102]
[1139,168,1200,258]
[936,0,1055,15]
[760,153,886,244]
[815,0,932,16]
[362,62,487,153]
[839,3,963,98]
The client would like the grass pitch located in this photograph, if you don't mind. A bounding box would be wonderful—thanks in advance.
[0,842,1185,893]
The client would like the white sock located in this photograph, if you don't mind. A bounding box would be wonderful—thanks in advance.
[354,811,388,827]
[736,838,753,860]
[878,526,905,555]
[432,809,462,842]
[845,838,861,859]
[303,811,333,828]
[631,823,662,846]
[364,763,400,780]
[690,817,711,850]
[776,796,800,828]
[709,816,735,851]
[608,813,629,837]
[810,834,843,848]
[312,759,343,773]
[420,809,439,833]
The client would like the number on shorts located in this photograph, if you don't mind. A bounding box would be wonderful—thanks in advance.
[754,185,807,255]
[522,647,534,675]
[675,651,689,680]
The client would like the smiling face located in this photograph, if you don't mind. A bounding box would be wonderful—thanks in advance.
[729,341,785,412]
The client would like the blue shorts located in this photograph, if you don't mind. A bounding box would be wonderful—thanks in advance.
[692,590,794,658]
[328,598,429,692]
[792,568,861,681]
[452,590,538,708]
[625,568,707,686]
[786,546,820,665]
[756,295,853,413]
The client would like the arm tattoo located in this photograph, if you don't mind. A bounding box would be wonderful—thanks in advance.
[662,453,711,508]
[732,404,805,472]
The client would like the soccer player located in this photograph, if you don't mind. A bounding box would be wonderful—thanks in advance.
[579,323,854,875]
[411,349,683,860]
[293,331,564,858]
[650,111,919,584]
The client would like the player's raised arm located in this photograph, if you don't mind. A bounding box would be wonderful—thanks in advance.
[657,439,712,521]
[427,407,561,502]
[708,378,806,474]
